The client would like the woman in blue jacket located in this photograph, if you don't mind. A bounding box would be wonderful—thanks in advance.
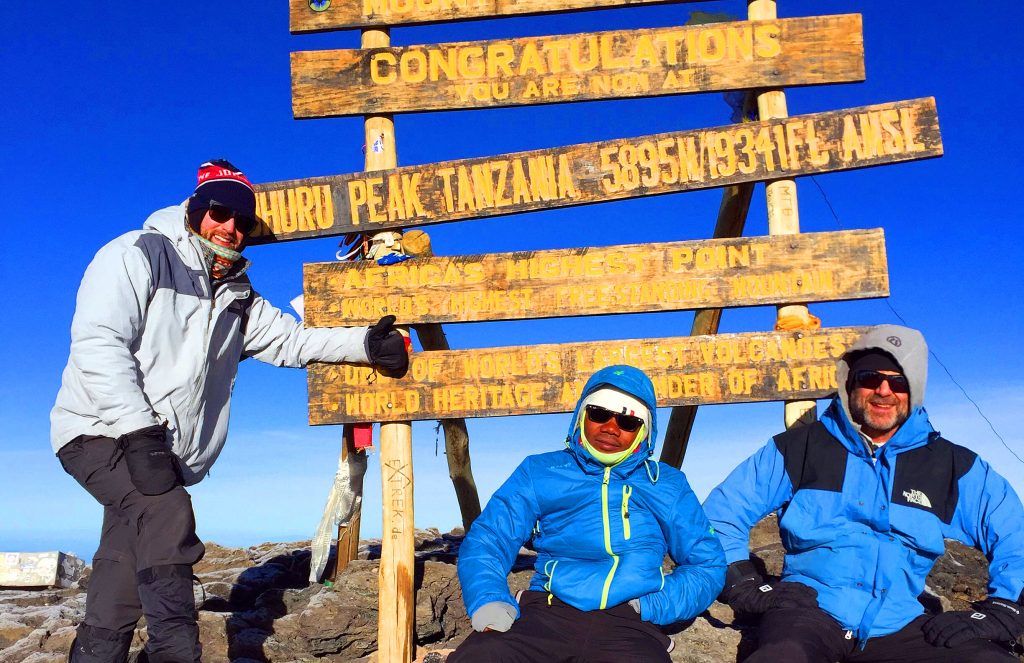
[451,364,725,662]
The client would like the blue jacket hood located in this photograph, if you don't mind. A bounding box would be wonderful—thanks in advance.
[564,365,658,476]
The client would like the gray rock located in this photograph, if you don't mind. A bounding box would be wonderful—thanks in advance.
[1,519,1020,662]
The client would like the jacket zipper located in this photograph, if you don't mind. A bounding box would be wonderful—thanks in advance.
[599,467,619,609]
[621,485,633,540]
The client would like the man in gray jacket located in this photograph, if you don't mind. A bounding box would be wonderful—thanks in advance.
[51,160,409,663]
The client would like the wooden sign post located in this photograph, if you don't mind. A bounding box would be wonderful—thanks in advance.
[360,26,416,663]
[750,0,816,428]
[282,3,942,660]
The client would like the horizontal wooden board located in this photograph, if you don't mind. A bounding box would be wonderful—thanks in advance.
[304,230,888,325]
[291,0,710,32]
[308,326,868,424]
[249,98,941,245]
[291,14,864,116]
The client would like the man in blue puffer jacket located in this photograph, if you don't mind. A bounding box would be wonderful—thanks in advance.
[451,364,725,662]
[704,325,1024,661]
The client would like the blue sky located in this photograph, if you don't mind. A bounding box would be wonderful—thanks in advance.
[2,1,1022,561]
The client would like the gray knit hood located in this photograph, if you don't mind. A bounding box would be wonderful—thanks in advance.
[837,325,928,426]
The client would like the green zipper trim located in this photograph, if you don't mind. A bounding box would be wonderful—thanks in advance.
[543,560,558,592]
[621,485,633,540]
[600,467,619,609]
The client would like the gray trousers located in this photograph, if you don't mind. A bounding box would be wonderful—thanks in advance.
[58,435,205,660]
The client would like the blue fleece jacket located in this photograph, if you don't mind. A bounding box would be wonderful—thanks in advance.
[458,365,725,626]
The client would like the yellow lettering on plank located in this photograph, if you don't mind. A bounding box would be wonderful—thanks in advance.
[753,24,782,58]
[366,176,387,223]
[899,107,927,152]
[436,167,456,213]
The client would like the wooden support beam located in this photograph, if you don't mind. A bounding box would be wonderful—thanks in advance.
[331,424,362,582]
[660,180,754,468]
[414,324,482,530]
[749,0,817,429]
[405,230,482,531]
[361,26,415,663]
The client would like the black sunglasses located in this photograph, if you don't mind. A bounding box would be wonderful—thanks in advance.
[851,370,910,394]
[585,404,644,433]
[208,202,258,236]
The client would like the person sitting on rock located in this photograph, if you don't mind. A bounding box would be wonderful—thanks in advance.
[451,364,726,662]
[703,324,1024,662]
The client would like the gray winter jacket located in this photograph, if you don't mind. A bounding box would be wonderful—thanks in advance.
[50,203,369,485]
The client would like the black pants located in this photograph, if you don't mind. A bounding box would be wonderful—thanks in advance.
[746,605,1018,663]
[449,591,673,663]
[58,435,206,661]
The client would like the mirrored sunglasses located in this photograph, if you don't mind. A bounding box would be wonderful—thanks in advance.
[585,404,644,432]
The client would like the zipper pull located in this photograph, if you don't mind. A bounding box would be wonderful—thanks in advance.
[603,467,611,486]
[844,630,853,640]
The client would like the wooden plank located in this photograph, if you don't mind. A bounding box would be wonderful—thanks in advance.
[248,98,942,245]
[308,326,867,424]
[291,0,710,32]
[303,229,888,326]
[291,15,864,117]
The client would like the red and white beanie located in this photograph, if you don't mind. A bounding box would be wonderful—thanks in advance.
[186,159,256,227]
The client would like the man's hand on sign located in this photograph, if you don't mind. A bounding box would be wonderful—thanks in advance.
[364,315,410,378]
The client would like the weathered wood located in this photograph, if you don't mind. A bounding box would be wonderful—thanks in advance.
[291,0,710,32]
[661,180,753,468]
[331,424,361,580]
[249,98,941,245]
[750,0,817,430]
[308,326,867,425]
[412,273,481,530]
[291,15,864,117]
[304,229,888,325]
[359,26,415,663]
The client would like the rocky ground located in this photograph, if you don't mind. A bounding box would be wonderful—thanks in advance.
[2,516,1021,662]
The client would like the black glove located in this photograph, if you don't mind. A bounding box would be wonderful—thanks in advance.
[923,597,1024,648]
[723,560,818,616]
[364,315,409,378]
[120,424,181,496]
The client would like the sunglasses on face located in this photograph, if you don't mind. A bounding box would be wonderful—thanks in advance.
[585,404,644,433]
[208,202,258,236]
[851,369,910,394]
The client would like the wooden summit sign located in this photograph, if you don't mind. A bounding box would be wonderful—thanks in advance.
[308,327,867,424]
[249,98,941,245]
[290,0,710,32]
[303,229,888,325]
[291,14,863,117]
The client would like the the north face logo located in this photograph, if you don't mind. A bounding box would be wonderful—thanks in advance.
[903,489,932,508]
